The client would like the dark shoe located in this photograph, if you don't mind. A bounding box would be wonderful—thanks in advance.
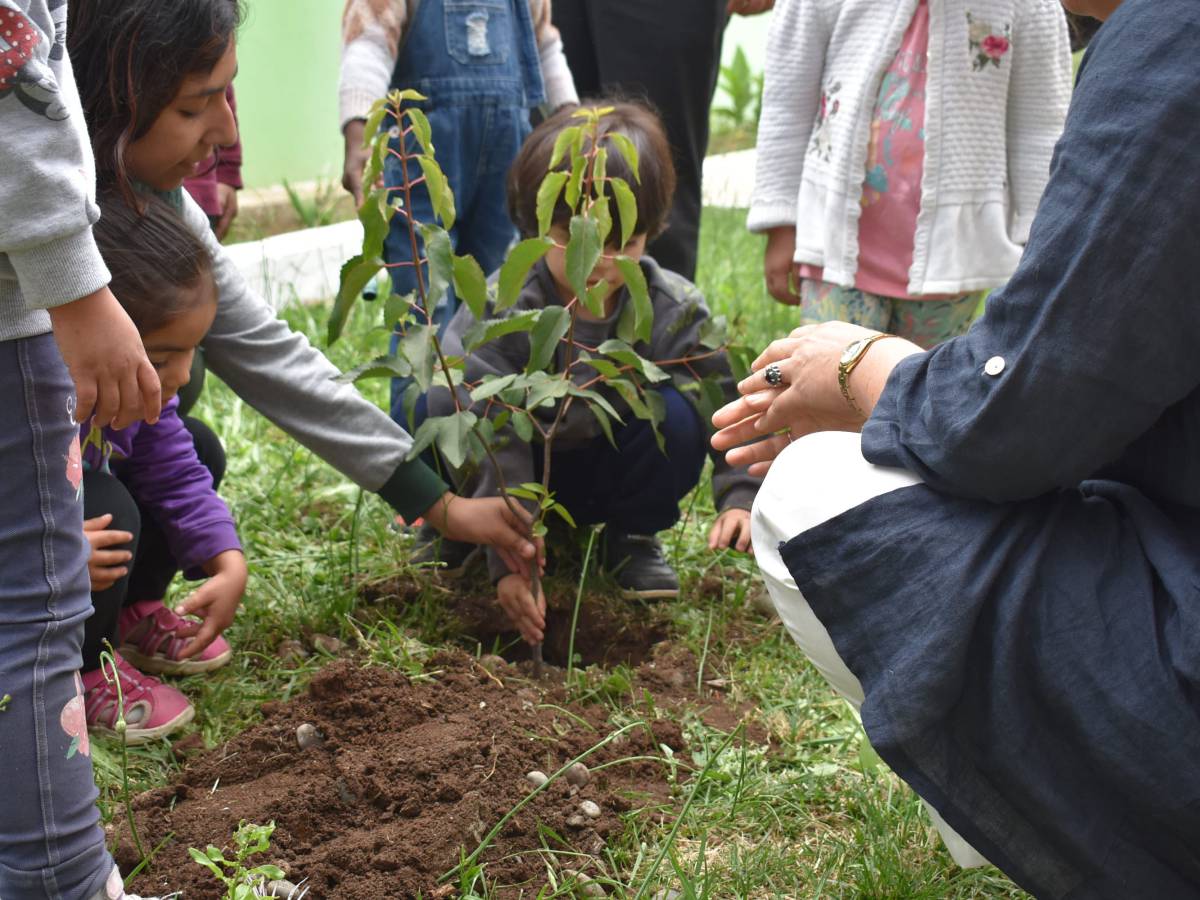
[605,532,679,600]
[410,523,480,578]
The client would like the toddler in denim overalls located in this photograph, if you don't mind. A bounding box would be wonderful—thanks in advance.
[339,0,578,424]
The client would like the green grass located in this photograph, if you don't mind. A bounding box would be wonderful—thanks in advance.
[93,207,1027,899]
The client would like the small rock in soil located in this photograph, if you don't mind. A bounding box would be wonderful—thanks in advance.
[565,814,586,829]
[335,776,358,805]
[565,762,590,786]
[565,869,605,897]
[264,879,300,898]
[312,634,346,655]
[652,891,682,900]
[579,800,601,819]
[295,723,325,750]
[276,639,308,663]
[479,654,506,672]
[525,770,548,788]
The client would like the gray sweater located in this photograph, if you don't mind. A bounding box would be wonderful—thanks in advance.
[430,256,761,580]
[177,192,447,521]
[0,0,110,341]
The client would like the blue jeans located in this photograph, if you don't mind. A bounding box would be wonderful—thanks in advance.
[0,334,114,900]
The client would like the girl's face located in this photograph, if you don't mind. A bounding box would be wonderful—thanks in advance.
[545,226,649,318]
[1060,0,1122,19]
[141,277,218,402]
[125,41,239,191]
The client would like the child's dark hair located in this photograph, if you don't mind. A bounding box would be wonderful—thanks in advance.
[93,192,215,335]
[508,101,676,242]
[68,0,243,203]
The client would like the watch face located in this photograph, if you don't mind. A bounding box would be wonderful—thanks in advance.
[841,339,866,365]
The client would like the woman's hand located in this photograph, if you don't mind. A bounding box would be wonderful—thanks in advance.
[214,182,239,241]
[342,119,371,206]
[172,550,248,659]
[763,226,801,305]
[707,507,753,553]
[83,513,133,591]
[711,323,922,476]
[727,0,774,15]
[496,573,546,645]
[425,492,545,578]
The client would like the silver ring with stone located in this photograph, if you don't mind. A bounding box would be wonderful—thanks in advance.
[764,363,784,387]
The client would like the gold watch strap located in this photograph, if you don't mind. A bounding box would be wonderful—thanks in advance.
[838,333,895,418]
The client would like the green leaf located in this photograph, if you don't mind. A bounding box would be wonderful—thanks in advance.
[252,866,287,881]
[470,373,519,402]
[565,215,602,300]
[363,101,388,149]
[597,338,670,383]
[698,314,728,350]
[549,502,577,528]
[187,847,224,879]
[610,177,638,249]
[330,253,382,344]
[527,306,570,373]
[616,256,652,343]
[566,383,623,422]
[417,155,456,230]
[607,132,641,183]
[363,138,389,201]
[421,225,453,313]
[389,88,428,104]
[359,188,391,260]
[577,356,623,378]
[434,410,478,469]
[335,353,410,384]
[587,400,617,448]
[549,125,582,170]
[497,237,554,310]
[512,410,534,442]
[451,253,489,320]
[385,291,415,329]
[406,106,434,156]
[463,309,540,352]
[565,152,586,209]
[592,147,608,200]
[407,415,442,461]
[535,171,569,237]
[615,297,637,344]
[592,192,613,247]
[400,324,437,391]
[526,371,571,409]
[582,280,609,318]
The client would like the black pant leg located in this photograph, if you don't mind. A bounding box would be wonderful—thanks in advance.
[125,417,227,603]
[80,471,141,672]
[550,1,602,99]
[556,0,728,281]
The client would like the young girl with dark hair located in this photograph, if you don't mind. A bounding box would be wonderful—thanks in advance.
[79,192,243,745]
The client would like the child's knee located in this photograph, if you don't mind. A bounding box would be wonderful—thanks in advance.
[656,386,706,473]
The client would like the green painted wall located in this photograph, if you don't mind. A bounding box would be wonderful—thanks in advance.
[231,3,774,190]
[235,0,344,189]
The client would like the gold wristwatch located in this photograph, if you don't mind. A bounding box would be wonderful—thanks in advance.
[838,333,895,418]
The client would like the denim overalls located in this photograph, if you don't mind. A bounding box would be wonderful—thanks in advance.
[384,0,546,424]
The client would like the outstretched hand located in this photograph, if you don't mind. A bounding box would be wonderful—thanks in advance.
[172,550,247,660]
[497,573,546,645]
[426,493,545,579]
[708,507,753,554]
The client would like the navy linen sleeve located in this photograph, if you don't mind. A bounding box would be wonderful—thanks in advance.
[862,0,1200,504]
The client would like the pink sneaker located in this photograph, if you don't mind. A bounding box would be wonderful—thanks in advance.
[81,654,194,745]
[118,598,233,676]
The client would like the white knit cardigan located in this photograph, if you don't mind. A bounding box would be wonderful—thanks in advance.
[748,0,1072,295]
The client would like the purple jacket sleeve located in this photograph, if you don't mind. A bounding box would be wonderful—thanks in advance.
[116,399,241,579]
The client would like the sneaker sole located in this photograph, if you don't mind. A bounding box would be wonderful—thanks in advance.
[91,702,195,746]
[118,643,233,676]
[620,586,679,601]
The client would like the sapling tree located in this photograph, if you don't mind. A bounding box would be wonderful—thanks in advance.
[330,92,729,641]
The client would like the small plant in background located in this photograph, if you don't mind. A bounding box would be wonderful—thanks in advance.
[0,693,10,712]
[710,47,764,155]
[331,91,730,654]
[188,821,295,900]
[282,177,343,230]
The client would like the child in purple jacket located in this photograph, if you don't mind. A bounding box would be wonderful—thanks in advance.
[77,192,246,743]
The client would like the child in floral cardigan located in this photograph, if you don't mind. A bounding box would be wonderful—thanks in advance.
[750,0,1073,348]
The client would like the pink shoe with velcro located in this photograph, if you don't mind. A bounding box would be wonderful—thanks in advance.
[81,654,194,745]
[118,598,233,676]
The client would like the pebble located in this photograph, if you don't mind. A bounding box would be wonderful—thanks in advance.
[276,639,308,663]
[312,634,346,655]
[565,814,586,829]
[565,762,590,787]
[652,891,682,900]
[479,653,507,672]
[265,879,300,898]
[295,723,325,751]
[565,869,605,898]
[579,800,601,819]
[525,770,549,788]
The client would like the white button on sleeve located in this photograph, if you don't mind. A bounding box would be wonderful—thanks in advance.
[984,356,1006,376]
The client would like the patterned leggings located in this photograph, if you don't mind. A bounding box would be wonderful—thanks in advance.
[800,279,984,349]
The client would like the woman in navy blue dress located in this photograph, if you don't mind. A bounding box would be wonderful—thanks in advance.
[713,0,1200,896]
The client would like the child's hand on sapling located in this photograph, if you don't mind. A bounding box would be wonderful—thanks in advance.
[83,513,134,591]
[496,573,546,645]
[49,285,162,428]
[173,549,248,659]
[707,508,753,554]
[424,492,546,578]
[763,226,801,306]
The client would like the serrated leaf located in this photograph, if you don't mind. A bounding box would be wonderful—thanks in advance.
[536,171,569,238]
[592,193,613,247]
[359,188,391,260]
[452,253,489,320]
[597,338,670,383]
[592,147,608,200]
[615,297,637,344]
[364,137,388,198]
[549,125,582,170]
[616,256,652,343]
[335,353,410,384]
[497,237,554,310]
[417,155,456,230]
[406,107,434,156]
[463,309,540,352]
[583,279,609,317]
[578,356,622,378]
[385,291,415,329]
[607,132,641,183]
[390,88,428,104]
[610,177,638,249]
[407,415,442,461]
[330,253,382,344]
[565,152,586,209]
[698,314,728,350]
[565,215,602,300]
[400,324,436,391]
[363,102,388,150]
[420,225,453,314]
[434,410,478,469]
[567,384,623,422]
[526,372,571,408]
[527,306,570,373]
[470,373,519,402]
